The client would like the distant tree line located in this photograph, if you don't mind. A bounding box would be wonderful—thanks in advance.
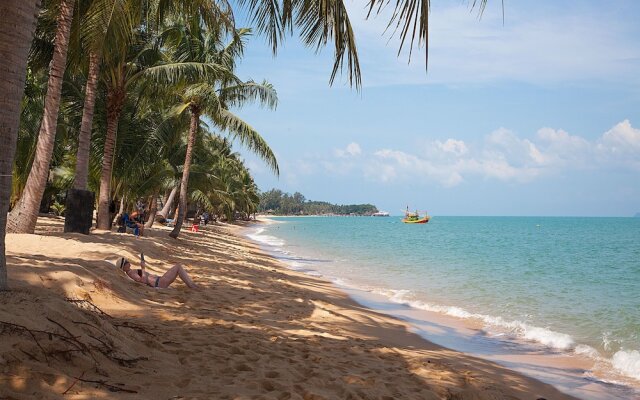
[258,189,378,216]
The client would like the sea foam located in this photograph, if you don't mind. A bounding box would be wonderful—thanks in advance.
[378,288,575,350]
[612,350,640,381]
[247,228,285,247]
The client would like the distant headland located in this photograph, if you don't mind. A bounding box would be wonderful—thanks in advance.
[258,189,379,216]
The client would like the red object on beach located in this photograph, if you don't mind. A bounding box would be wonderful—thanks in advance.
[191,224,199,232]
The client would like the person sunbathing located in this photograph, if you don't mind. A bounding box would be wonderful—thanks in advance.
[117,255,197,289]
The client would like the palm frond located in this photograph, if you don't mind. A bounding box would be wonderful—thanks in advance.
[212,109,279,175]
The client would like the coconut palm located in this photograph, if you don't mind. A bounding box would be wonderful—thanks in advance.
[160,22,278,237]
[73,0,234,192]
[0,0,40,290]
[185,135,255,222]
[7,0,76,234]
[71,0,132,192]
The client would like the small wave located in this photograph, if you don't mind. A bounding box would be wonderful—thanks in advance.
[612,350,640,381]
[246,230,285,247]
[378,288,575,350]
[575,344,600,358]
[371,288,640,386]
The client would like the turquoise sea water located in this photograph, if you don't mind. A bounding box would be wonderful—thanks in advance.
[248,216,640,398]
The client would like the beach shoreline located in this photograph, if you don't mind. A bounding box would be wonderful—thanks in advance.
[248,216,640,399]
[2,216,578,399]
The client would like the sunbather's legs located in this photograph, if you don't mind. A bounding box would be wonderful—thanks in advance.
[158,264,197,288]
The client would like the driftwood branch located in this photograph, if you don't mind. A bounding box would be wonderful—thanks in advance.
[62,369,86,395]
[72,377,138,393]
[113,322,156,337]
[0,320,50,363]
[65,298,112,318]
[72,320,107,335]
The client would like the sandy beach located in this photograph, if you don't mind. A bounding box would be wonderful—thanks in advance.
[0,216,577,399]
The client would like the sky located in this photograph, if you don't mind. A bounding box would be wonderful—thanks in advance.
[230,0,640,216]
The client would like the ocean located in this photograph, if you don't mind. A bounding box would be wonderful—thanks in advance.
[247,216,640,399]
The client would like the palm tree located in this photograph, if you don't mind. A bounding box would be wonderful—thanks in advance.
[0,0,40,289]
[186,135,258,222]
[72,0,233,191]
[161,23,278,237]
[7,0,76,234]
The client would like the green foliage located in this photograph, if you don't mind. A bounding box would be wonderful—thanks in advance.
[258,189,378,216]
[12,5,277,224]
[50,201,66,216]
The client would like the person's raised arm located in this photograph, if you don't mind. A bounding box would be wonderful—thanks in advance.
[140,252,146,272]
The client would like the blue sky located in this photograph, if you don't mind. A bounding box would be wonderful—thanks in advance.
[231,0,640,216]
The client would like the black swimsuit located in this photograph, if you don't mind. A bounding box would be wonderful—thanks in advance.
[136,269,160,287]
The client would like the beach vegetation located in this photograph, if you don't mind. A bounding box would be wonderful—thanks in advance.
[258,189,379,216]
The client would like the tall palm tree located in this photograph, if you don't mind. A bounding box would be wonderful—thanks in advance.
[7,0,76,234]
[71,0,134,191]
[0,0,40,289]
[162,23,278,238]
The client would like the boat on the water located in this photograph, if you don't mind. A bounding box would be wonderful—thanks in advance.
[402,207,430,224]
[372,211,390,217]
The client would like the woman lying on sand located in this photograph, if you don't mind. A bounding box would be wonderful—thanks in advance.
[117,256,198,289]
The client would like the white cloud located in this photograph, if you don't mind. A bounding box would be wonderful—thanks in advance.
[600,120,640,153]
[346,142,362,156]
[350,120,640,187]
[264,120,639,189]
[437,139,468,156]
[596,120,640,170]
[535,127,592,167]
[334,142,362,158]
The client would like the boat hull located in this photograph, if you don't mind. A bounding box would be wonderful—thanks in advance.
[402,216,430,224]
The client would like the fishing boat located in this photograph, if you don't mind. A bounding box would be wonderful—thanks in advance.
[402,207,430,224]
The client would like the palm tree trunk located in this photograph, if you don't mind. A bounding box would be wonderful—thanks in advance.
[96,86,125,230]
[0,0,39,290]
[73,51,101,190]
[170,111,199,238]
[7,0,75,234]
[158,184,179,219]
[144,191,158,228]
[173,203,180,222]
[65,51,101,234]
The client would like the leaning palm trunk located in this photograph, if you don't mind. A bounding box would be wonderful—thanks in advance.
[169,111,199,238]
[96,86,125,230]
[7,0,75,234]
[73,51,101,190]
[144,191,159,228]
[0,0,39,290]
[158,184,179,219]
